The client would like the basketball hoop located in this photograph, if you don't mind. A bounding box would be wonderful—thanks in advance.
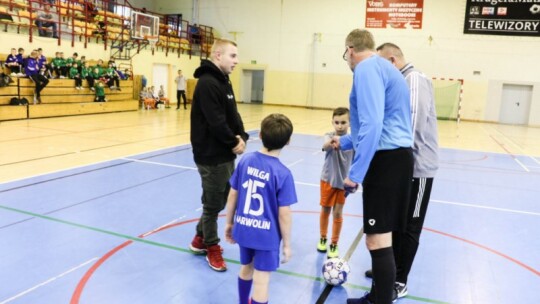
[145,35,159,50]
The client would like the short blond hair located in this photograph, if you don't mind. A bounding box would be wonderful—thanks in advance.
[345,29,375,53]
[211,38,237,59]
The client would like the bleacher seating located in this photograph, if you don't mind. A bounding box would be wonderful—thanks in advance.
[0,71,138,121]
[0,76,27,120]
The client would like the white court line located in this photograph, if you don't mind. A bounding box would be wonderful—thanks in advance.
[0,257,99,304]
[121,157,197,170]
[286,159,304,168]
[140,216,186,238]
[514,158,530,172]
[295,181,319,187]
[294,182,539,217]
[432,199,540,217]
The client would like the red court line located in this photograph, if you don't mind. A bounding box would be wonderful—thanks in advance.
[70,212,539,303]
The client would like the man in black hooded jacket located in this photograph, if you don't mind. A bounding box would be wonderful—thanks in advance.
[189,38,249,272]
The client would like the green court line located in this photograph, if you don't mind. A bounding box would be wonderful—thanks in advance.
[0,204,450,304]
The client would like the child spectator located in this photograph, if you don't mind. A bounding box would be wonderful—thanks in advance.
[37,48,52,78]
[51,52,66,78]
[122,68,132,80]
[81,62,94,91]
[107,56,116,70]
[91,66,102,80]
[225,113,297,304]
[79,55,86,73]
[94,80,106,102]
[65,52,79,71]
[158,85,170,108]
[6,48,21,75]
[25,50,49,104]
[142,87,156,109]
[16,48,25,74]
[104,62,121,90]
[69,62,82,89]
[317,107,353,258]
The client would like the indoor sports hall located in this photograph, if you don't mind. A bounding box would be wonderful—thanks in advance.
[0,1,539,304]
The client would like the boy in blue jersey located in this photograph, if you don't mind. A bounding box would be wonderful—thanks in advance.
[225,113,297,304]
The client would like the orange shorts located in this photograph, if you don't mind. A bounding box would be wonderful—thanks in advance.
[320,180,346,207]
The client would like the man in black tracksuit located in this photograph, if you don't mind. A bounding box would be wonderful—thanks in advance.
[189,38,249,272]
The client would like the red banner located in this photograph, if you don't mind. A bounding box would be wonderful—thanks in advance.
[365,0,424,29]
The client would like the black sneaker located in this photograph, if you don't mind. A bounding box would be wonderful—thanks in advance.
[365,269,373,278]
[395,282,408,298]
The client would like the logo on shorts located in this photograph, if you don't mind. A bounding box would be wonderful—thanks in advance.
[368,219,376,226]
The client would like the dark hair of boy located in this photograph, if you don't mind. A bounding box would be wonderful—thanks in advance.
[260,113,293,151]
[333,107,349,117]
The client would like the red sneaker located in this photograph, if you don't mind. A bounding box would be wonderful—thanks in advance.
[189,235,207,254]
[206,244,227,272]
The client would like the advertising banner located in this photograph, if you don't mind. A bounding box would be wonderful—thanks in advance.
[365,0,424,29]
[464,0,540,37]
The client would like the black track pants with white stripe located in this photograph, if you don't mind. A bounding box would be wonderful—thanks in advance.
[392,177,434,284]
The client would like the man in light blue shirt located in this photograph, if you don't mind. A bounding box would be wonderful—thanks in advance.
[338,29,414,304]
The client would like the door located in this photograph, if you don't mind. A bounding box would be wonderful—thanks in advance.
[241,69,265,103]
[499,84,532,125]
[152,63,168,94]
[251,70,264,103]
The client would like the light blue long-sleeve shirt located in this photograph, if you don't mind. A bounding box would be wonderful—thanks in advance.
[340,55,413,184]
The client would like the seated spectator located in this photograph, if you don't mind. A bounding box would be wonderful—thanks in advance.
[37,48,53,78]
[104,62,121,91]
[108,56,117,70]
[122,69,132,80]
[5,48,22,75]
[51,52,66,78]
[158,85,170,108]
[140,87,156,109]
[189,24,201,44]
[35,4,59,38]
[16,48,26,74]
[79,55,86,73]
[25,50,49,104]
[93,59,105,76]
[81,61,94,91]
[65,52,79,71]
[69,62,83,89]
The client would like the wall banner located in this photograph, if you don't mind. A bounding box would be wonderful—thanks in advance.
[365,0,424,29]
[464,0,540,37]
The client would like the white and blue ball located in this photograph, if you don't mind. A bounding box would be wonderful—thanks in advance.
[321,257,350,286]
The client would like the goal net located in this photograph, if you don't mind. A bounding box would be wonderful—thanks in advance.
[432,78,462,122]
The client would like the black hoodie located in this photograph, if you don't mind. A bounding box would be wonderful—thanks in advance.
[190,59,249,165]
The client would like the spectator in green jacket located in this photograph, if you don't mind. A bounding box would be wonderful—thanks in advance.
[104,62,121,91]
[69,62,82,90]
[51,52,66,78]
[81,62,95,91]
[94,80,106,102]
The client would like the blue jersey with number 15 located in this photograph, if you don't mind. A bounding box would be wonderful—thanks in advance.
[230,151,297,251]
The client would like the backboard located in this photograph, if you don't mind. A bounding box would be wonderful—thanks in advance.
[131,11,159,40]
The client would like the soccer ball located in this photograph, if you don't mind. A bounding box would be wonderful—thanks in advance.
[321,257,350,286]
